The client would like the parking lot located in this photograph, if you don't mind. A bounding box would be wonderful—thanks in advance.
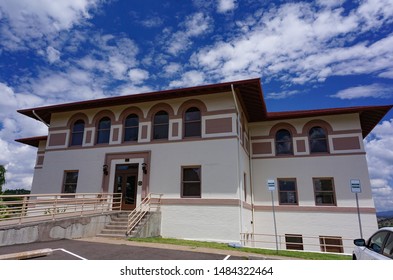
[0,238,249,260]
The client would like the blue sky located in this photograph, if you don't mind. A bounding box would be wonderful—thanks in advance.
[0,0,392,212]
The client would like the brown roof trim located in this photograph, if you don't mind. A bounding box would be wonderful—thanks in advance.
[15,136,47,147]
[17,78,267,123]
[266,104,393,138]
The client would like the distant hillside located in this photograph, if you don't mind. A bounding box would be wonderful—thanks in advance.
[377,210,393,219]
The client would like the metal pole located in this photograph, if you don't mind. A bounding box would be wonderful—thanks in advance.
[271,190,279,253]
[355,193,363,239]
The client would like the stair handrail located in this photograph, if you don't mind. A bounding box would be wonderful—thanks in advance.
[126,193,162,236]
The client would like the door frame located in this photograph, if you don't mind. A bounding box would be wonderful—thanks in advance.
[114,164,139,210]
[102,151,151,210]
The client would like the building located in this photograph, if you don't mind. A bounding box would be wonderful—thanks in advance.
[16,78,392,253]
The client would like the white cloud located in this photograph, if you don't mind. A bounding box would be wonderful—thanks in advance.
[0,0,102,50]
[46,46,61,63]
[165,12,213,55]
[331,84,393,99]
[365,119,393,212]
[128,68,149,85]
[189,1,393,85]
[217,0,237,13]
[266,90,300,100]
[169,70,206,88]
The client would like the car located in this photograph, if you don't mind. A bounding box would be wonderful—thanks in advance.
[352,227,393,260]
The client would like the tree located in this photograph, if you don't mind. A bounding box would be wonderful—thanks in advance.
[0,165,6,194]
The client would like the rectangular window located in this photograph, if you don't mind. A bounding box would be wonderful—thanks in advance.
[313,178,336,206]
[278,178,298,205]
[285,234,304,250]
[181,166,201,198]
[319,236,343,253]
[63,171,79,193]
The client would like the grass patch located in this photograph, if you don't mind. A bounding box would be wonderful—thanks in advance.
[128,237,351,260]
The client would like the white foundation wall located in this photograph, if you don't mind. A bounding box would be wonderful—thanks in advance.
[160,204,241,243]
[252,210,377,254]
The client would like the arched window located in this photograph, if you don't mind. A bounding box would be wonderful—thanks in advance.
[70,120,84,146]
[275,129,293,155]
[184,107,201,137]
[97,117,111,144]
[153,111,169,139]
[124,114,139,142]
[309,126,328,153]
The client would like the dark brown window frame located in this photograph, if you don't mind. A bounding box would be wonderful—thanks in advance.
[285,234,304,250]
[309,126,329,154]
[278,178,298,205]
[96,117,111,144]
[70,119,85,146]
[184,107,201,138]
[123,114,139,142]
[153,110,169,140]
[275,129,293,155]
[319,235,343,253]
[313,177,336,206]
[181,166,202,198]
[62,170,79,194]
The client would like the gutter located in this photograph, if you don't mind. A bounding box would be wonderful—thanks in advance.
[32,110,50,127]
[231,84,244,242]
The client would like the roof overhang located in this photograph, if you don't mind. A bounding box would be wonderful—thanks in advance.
[266,105,393,138]
[15,136,47,148]
[17,78,267,124]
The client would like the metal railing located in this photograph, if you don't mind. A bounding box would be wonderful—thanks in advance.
[240,232,354,254]
[0,192,122,227]
[126,193,163,236]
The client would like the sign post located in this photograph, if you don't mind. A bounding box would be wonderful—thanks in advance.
[351,179,363,239]
[267,179,279,253]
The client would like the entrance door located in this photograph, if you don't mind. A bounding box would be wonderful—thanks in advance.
[114,164,139,210]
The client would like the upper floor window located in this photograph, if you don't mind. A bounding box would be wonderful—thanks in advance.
[153,111,169,140]
[70,120,84,146]
[275,129,293,155]
[97,117,111,144]
[309,126,328,153]
[124,114,139,142]
[184,107,201,137]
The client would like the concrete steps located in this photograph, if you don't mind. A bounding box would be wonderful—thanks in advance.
[97,211,150,238]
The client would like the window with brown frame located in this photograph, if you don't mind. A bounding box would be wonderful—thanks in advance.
[181,166,201,198]
[285,234,304,250]
[275,129,293,155]
[124,114,139,142]
[309,126,328,153]
[63,171,79,193]
[153,111,169,139]
[184,107,201,137]
[319,235,343,253]
[313,178,336,206]
[278,178,298,205]
[70,119,84,146]
[97,117,111,144]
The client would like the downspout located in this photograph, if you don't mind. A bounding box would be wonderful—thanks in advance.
[248,127,256,236]
[231,84,244,243]
[32,110,50,127]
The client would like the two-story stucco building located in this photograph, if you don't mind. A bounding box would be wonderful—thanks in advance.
[16,78,392,253]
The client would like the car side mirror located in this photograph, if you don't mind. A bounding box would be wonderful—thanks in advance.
[354,238,366,246]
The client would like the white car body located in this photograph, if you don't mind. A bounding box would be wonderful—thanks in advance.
[352,227,393,260]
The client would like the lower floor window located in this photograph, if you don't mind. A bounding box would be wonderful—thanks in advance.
[285,234,304,250]
[313,178,336,206]
[63,171,79,193]
[319,235,343,253]
[181,166,201,198]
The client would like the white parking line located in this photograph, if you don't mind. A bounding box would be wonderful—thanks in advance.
[223,255,231,260]
[52,248,88,260]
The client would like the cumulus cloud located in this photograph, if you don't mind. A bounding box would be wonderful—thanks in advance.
[188,0,393,85]
[365,119,393,212]
[46,46,61,63]
[0,0,102,50]
[217,0,237,13]
[128,68,149,85]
